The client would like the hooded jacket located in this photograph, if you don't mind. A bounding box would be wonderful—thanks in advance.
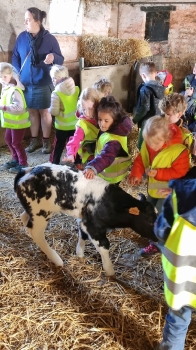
[154,167,196,310]
[133,80,165,128]
[86,116,132,174]
[154,166,196,244]
[48,78,76,117]
[12,29,64,87]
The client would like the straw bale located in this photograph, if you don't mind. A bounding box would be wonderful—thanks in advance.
[0,123,196,349]
[79,35,152,67]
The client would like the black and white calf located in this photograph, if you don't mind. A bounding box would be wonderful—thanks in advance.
[14,163,157,276]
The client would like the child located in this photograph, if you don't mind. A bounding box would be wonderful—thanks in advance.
[83,95,132,184]
[154,167,196,350]
[62,87,100,165]
[156,70,173,95]
[133,62,165,150]
[0,62,30,173]
[160,93,195,163]
[129,116,190,257]
[49,65,79,165]
[92,77,113,98]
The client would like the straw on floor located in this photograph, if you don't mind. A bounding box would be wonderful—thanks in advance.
[0,123,195,350]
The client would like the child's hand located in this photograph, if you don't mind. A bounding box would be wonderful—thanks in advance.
[128,176,141,186]
[185,87,194,97]
[62,155,74,163]
[83,168,95,179]
[145,168,157,177]
[157,188,172,197]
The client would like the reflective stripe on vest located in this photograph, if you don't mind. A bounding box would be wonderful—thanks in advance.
[141,142,188,198]
[1,86,30,129]
[77,119,99,163]
[54,87,79,131]
[96,132,131,184]
[161,190,196,310]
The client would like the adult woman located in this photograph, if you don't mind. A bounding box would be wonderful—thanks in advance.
[12,7,64,154]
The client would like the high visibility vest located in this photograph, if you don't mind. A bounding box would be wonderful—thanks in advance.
[141,142,188,198]
[54,86,79,131]
[180,126,194,165]
[1,86,30,129]
[95,133,132,184]
[77,119,99,163]
[162,190,196,310]
[165,83,173,96]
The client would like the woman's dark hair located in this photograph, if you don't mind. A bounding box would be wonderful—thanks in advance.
[97,95,127,127]
[27,7,47,24]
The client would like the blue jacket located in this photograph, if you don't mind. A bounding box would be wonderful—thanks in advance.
[154,166,196,244]
[12,29,64,87]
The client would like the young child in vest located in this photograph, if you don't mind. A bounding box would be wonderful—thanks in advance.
[0,62,30,173]
[156,70,173,95]
[129,115,190,257]
[133,61,165,150]
[48,65,79,164]
[92,77,113,98]
[160,92,196,164]
[83,95,132,184]
[154,166,196,350]
[62,87,100,166]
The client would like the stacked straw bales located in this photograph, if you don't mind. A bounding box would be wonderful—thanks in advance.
[79,34,152,67]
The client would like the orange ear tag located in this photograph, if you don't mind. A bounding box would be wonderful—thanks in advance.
[129,207,140,215]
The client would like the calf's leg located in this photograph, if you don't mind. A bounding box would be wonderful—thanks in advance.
[76,219,88,257]
[91,235,115,277]
[29,215,63,266]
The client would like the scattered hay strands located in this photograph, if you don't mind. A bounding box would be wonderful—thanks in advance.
[0,125,196,349]
[79,35,152,67]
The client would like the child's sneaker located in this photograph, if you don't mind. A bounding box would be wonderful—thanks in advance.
[9,164,28,174]
[3,159,19,169]
[140,243,160,257]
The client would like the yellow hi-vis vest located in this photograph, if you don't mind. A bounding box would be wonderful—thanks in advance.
[95,133,132,184]
[77,119,99,163]
[1,86,30,129]
[54,86,80,131]
[162,190,196,310]
[180,126,194,166]
[165,83,173,96]
[141,142,188,198]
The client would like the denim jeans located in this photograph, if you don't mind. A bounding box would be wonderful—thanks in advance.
[157,306,192,350]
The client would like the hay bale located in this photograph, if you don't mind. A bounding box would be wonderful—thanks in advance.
[79,35,152,67]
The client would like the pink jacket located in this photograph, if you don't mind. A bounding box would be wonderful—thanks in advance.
[66,115,97,158]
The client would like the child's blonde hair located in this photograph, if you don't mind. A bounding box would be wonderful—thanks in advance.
[0,62,14,75]
[78,87,100,114]
[50,64,69,80]
[139,62,157,76]
[160,93,187,115]
[93,77,113,96]
[0,62,24,89]
[143,116,172,144]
